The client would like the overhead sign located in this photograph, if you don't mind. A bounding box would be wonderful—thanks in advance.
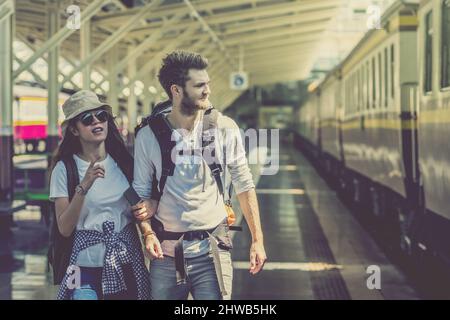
[230,72,249,90]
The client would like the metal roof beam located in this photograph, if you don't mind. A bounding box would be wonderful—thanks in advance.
[242,38,317,52]
[118,25,196,93]
[14,34,81,89]
[13,0,111,79]
[224,24,325,47]
[0,0,14,24]
[244,50,315,64]
[180,0,342,27]
[62,0,164,86]
[93,0,271,25]
[148,26,321,52]
[183,0,237,70]
[111,10,186,75]
[13,56,45,87]
[126,4,336,39]
[238,45,316,60]
[221,8,336,36]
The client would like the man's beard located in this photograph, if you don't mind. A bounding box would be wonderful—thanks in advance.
[180,93,209,116]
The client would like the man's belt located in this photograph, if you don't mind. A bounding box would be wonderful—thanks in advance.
[150,218,228,298]
[158,228,215,242]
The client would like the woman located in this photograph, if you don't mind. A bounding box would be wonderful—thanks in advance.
[49,90,150,300]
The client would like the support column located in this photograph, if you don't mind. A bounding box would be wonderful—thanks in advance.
[108,45,119,115]
[127,46,137,146]
[46,1,60,154]
[0,1,14,271]
[143,72,153,116]
[0,5,13,202]
[81,19,91,90]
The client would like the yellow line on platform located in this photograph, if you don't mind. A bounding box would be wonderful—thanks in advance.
[232,261,343,271]
[256,189,305,195]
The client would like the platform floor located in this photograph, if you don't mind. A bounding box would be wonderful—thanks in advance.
[231,147,419,300]
[0,146,419,300]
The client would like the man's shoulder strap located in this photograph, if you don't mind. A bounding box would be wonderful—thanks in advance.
[61,156,79,201]
[202,107,219,134]
[145,107,224,200]
[202,108,224,196]
[148,114,176,200]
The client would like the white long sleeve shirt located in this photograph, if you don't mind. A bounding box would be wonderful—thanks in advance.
[132,110,255,257]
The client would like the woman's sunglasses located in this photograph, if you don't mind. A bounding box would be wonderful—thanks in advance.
[78,109,109,126]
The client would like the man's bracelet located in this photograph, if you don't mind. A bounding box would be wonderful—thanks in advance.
[142,230,156,240]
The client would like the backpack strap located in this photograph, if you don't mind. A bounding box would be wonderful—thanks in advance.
[135,100,172,137]
[148,114,176,201]
[202,108,224,196]
[48,156,79,285]
[62,156,79,201]
[147,107,225,200]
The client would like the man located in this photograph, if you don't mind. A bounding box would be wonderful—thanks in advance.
[133,51,266,300]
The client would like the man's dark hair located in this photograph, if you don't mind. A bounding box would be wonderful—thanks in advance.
[157,50,208,100]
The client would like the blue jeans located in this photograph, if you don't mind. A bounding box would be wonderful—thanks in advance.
[71,264,138,300]
[150,250,233,300]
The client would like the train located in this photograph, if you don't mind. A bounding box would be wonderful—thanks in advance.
[293,0,450,271]
[12,85,68,155]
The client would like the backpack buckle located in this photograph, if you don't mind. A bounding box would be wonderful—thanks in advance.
[210,165,222,176]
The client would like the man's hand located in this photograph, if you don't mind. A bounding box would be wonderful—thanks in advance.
[131,199,158,221]
[144,234,164,260]
[249,241,266,275]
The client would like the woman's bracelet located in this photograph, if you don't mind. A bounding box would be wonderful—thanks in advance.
[75,184,88,195]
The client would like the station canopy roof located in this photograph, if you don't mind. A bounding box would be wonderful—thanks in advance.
[13,0,378,107]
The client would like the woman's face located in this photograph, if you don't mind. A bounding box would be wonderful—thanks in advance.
[71,108,109,144]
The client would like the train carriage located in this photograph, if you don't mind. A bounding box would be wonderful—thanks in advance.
[13,85,67,154]
[416,0,450,263]
[340,0,419,204]
[295,0,450,270]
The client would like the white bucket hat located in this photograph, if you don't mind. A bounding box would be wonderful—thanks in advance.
[61,90,112,135]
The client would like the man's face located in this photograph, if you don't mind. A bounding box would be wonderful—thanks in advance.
[179,69,211,115]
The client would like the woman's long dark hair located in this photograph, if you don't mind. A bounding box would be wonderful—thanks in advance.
[50,115,134,183]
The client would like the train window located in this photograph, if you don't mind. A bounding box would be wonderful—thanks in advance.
[424,10,433,93]
[378,52,382,109]
[384,47,388,107]
[367,61,370,109]
[356,72,359,112]
[358,68,362,112]
[391,44,395,100]
[346,79,349,115]
[354,73,357,113]
[362,65,366,111]
[442,0,450,88]
[372,57,376,108]
[355,72,358,113]
[350,76,353,114]
[351,74,355,113]
[350,73,354,113]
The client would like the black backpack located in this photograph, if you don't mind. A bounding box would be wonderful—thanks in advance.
[135,101,239,229]
[47,156,78,285]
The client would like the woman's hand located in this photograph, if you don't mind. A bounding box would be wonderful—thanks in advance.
[80,159,105,191]
[144,234,164,260]
[131,199,158,221]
